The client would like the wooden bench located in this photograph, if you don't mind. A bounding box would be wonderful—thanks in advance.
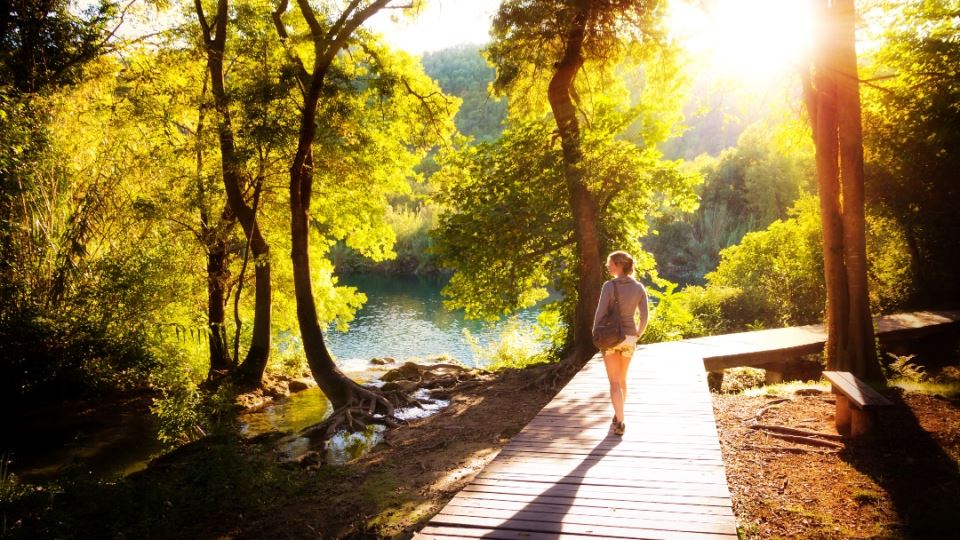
[823,371,894,436]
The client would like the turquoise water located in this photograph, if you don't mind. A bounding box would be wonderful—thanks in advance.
[325,274,549,372]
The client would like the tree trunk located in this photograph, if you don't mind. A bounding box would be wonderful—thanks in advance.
[834,0,881,380]
[196,0,272,388]
[290,77,387,411]
[283,0,397,412]
[546,0,603,377]
[804,0,882,380]
[206,234,232,374]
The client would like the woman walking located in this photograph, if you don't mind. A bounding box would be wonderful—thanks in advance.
[593,251,649,436]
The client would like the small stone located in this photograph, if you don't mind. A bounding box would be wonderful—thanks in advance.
[288,380,310,393]
[370,357,397,366]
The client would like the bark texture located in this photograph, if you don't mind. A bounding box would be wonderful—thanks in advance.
[283,0,395,412]
[804,0,881,380]
[545,0,604,381]
[196,0,272,387]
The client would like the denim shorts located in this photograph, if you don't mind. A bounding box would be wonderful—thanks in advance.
[601,334,639,359]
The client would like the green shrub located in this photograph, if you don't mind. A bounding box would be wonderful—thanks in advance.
[721,367,766,394]
[679,285,772,336]
[884,353,927,382]
[465,317,553,371]
[641,280,701,343]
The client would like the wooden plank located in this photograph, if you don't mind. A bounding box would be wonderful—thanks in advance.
[474,476,731,499]
[434,505,736,535]
[700,310,960,371]
[449,490,735,515]
[417,525,737,540]
[462,481,734,507]
[419,520,738,540]
[823,370,893,407]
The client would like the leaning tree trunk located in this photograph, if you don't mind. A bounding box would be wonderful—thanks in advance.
[545,0,604,382]
[281,0,397,416]
[804,0,882,380]
[196,0,272,387]
[289,75,391,414]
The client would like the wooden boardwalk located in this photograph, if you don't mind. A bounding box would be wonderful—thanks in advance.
[416,340,738,539]
[414,310,959,539]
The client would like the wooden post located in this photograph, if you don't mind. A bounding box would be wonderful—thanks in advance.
[851,409,876,437]
[835,393,852,435]
[762,361,787,384]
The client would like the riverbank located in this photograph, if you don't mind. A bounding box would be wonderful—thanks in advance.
[4,367,959,539]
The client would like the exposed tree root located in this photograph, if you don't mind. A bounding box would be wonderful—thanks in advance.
[757,430,845,449]
[749,423,845,441]
[525,348,594,391]
[429,380,482,400]
[741,444,840,455]
[751,398,792,422]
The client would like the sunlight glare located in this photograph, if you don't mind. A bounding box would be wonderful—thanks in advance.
[668,0,813,84]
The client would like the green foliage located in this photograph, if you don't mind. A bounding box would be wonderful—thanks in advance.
[329,204,439,275]
[647,117,815,286]
[720,367,766,394]
[706,195,825,327]
[694,193,914,334]
[0,0,116,93]
[641,280,697,344]
[421,44,506,141]
[860,0,960,306]
[464,317,556,371]
[679,285,769,337]
[884,353,927,383]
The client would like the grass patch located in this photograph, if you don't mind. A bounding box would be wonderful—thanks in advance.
[887,378,960,398]
[851,489,882,505]
[741,380,831,397]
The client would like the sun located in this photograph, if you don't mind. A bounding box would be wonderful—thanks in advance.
[668,0,813,85]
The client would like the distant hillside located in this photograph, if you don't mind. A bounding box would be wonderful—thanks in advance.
[661,76,801,159]
[421,44,506,142]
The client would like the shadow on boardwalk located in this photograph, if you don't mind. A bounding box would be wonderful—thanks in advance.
[481,434,622,538]
[841,391,960,538]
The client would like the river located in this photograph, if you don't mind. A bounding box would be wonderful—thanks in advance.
[10,273,550,481]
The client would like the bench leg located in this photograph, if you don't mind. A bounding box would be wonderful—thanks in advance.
[763,362,786,384]
[851,408,877,437]
[835,394,852,436]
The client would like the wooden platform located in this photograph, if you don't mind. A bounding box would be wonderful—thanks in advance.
[695,310,960,371]
[414,310,958,539]
[415,341,739,539]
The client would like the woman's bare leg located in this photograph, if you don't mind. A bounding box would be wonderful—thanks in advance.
[618,353,632,408]
[603,352,626,424]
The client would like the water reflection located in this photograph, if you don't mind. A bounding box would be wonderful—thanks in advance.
[239,388,332,437]
[327,274,547,371]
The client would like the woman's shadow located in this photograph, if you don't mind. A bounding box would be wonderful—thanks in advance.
[479,429,624,538]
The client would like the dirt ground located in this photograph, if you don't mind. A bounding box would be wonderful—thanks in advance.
[714,389,960,539]
[214,371,960,539]
[204,365,560,539]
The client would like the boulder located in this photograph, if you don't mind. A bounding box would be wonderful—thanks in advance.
[370,357,397,366]
[381,361,424,382]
